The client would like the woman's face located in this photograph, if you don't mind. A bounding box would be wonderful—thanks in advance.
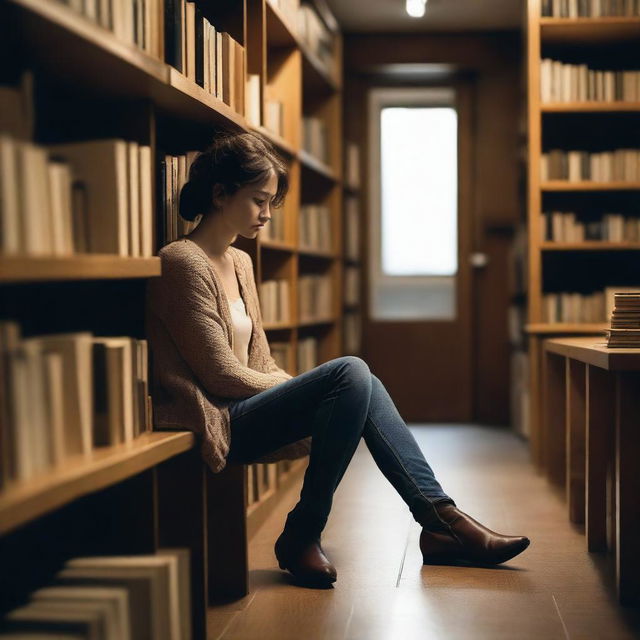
[217,169,278,239]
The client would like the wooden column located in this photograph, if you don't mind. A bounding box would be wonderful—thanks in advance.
[566,359,586,524]
[543,350,566,486]
[585,365,614,552]
[615,372,640,606]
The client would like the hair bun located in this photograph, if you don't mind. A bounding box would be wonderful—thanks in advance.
[179,180,207,221]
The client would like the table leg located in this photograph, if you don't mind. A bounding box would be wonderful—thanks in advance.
[566,359,586,524]
[543,351,566,487]
[615,372,640,606]
[585,365,614,552]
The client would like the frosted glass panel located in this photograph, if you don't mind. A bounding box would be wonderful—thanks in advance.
[380,107,458,277]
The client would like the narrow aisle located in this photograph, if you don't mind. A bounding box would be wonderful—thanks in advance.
[209,425,640,640]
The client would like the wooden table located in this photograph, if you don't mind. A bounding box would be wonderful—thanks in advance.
[542,337,640,606]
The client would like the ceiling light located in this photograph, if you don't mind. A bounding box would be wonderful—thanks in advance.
[406,0,427,18]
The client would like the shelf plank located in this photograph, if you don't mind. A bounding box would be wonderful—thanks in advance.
[249,125,297,157]
[298,315,336,327]
[541,181,640,191]
[526,323,608,334]
[540,17,640,44]
[0,255,162,282]
[265,0,299,48]
[0,431,195,535]
[542,102,640,112]
[298,149,337,181]
[297,247,336,259]
[259,238,297,253]
[263,321,296,330]
[540,242,640,251]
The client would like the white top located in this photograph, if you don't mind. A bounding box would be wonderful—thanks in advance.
[228,296,252,366]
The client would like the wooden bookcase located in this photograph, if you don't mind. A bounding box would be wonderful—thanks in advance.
[0,0,349,634]
[524,2,640,466]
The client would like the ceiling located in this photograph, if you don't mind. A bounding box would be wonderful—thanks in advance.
[323,0,523,33]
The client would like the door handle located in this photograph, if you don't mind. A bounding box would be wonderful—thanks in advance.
[470,252,489,268]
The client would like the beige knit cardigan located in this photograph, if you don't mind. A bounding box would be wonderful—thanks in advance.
[144,237,312,473]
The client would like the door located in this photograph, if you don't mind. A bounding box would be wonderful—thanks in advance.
[363,83,474,422]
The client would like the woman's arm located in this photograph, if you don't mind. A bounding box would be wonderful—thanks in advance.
[148,248,289,398]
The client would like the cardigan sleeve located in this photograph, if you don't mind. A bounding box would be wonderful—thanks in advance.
[149,248,289,398]
[239,251,293,381]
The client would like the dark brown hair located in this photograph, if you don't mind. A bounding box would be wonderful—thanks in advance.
[179,130,289,222]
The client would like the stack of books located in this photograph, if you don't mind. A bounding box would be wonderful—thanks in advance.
[606,292,640,348]
[2,550,191,639]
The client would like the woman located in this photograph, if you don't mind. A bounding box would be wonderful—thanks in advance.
[145,130,530,589]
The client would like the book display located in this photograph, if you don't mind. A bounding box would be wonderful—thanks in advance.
[524,0,640,465]
[0,0,348,634]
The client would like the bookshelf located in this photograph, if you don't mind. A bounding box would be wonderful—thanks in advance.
[525,0,640,466]
[1,0,349,633]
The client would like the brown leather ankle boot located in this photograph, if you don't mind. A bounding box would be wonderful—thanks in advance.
[274,528,337,587]
[419,503,530,565]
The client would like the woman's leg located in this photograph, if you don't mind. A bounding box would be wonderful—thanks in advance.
[227,355,372,540]
[356,373,456,529]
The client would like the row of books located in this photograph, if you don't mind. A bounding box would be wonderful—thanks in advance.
[160,151,200,246]
[542,211,640,242]
[259,279,291,324]
[166,1,245,114]
[540,59,640,103]
[344,142,361,189]
[297,336,319,372]
[607,292,640,346]
[302,116,330,165]
[540,0,640,17]
[59,0,165,60]
[344,266,360,306]
[540,149,640,182]
[344,196,360,261]
[297,3,334,74]
[298,274,332,322]
[1,550,191,639]
[542,286,640,322]
[0,321,151,489]
[343,311,361,356]
[1,136,154,258]
[299,204,331,252]
[269,341,291,371]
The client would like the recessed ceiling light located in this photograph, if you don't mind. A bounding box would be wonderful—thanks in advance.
[406,0,427,18]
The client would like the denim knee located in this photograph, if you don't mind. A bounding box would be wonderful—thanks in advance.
[331,356,371,390]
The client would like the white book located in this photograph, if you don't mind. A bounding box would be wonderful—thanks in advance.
[47,161,74,256]
[47,139,129,256]
[36,332,94,457]
[139,145,153,257]
[5,602,103,639]
[32,585,131,640]
[127,141,140,257]
[0,134,20,254]
[42,351,66,467]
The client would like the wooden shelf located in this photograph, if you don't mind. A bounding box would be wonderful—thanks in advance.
[298,315,336,327]
[299,148,337,181]
[541,102,640,112]
[541,181,640,191]
[298,246,336,259]
[7,0,249,132]
[263,321,296,330]
[526,323,608,334]
[0,431,194,535]
[265,0,299,49]
[540,242,640,250]
[540,16,640,44]
[0,255,162,282]
[249,125,297,157]
[259,238,296,253]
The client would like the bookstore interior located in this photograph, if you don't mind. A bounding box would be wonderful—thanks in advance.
[0,0,640,637]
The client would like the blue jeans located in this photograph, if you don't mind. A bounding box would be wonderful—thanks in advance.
[227,356,455,539]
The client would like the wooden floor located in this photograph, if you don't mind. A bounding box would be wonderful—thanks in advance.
[207,424,640,639]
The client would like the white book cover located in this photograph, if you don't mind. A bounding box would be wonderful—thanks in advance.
[47,161,74,256]
[0,134,20,254]
[139,145,153,257]
[127,141,140,258]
